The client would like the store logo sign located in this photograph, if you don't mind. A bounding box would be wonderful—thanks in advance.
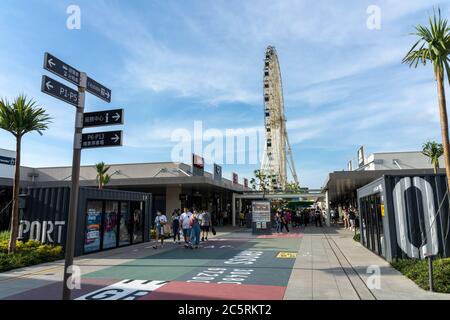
[392,177,438,258]
[18,220,66,244]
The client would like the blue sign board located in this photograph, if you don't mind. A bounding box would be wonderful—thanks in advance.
[0,156,15,166]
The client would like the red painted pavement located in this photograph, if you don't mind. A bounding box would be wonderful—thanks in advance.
[257,233,303,239]
[140,281,286,300]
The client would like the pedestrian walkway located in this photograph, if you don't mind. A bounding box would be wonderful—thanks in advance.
[1,226,449,300]
[284,226,450,300]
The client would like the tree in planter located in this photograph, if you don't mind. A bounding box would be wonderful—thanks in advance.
[250,169,270,199]
[422,140,444,174]
[403,8,450,191]
[286,181,301,193]
[0,95,51,253]
[95,162,111,189]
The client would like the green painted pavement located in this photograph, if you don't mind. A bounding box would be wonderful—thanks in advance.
[83,233,302,285]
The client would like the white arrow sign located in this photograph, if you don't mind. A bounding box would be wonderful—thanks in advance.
[111,134,120,143]
[45,81,53,90]
[112,112,121,121]
[48,58,55,68]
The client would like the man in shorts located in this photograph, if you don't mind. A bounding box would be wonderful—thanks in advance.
[200,208,211,241]
[180,207,192,243]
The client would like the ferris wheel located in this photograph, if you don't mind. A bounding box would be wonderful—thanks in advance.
[260,46,299,190]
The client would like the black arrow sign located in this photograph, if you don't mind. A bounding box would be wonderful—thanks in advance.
[83,109,124,127]
[43,52,81,86]
[41,75,79,106]
[86,77,111,103]
[81,130,122,149]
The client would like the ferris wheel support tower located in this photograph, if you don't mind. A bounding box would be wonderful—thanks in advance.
[260,46,299,190]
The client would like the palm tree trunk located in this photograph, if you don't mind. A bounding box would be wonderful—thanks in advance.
[8,136,21,254]
[434,161,438,175]
[436,73,450,192]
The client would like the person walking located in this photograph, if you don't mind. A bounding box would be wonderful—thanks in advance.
[171,209,181,244]
[280,210,290,233]
[315,207,323,227]
[187,209,202,249]
[343,208,349,229]
[349,208,356,231]
[153,210,167,249]
[275,210,282,233]
[302,209,309,227]
[180,207,192,244]
[239,210,245,227]
[200,208,211,241]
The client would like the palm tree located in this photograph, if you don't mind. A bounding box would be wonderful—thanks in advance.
[0,95,51,253]
[422,141,444,174]
[403,8,450,191]
[95,162,111,189]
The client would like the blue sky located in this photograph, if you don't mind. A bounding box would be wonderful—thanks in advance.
[1,0,450,188]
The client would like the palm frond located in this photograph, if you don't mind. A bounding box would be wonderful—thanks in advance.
[0,94,51,137]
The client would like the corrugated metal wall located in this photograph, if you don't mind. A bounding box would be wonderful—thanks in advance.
[19,186,152,256]
[358,174,450,261]
[384,174,450,260]
[18,187,70,244]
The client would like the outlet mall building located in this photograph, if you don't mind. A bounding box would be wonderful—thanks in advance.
[0,148,251,255]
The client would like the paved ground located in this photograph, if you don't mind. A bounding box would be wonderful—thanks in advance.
[1,226,449,300]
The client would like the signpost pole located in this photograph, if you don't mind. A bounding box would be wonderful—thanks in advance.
[62,72,86,300]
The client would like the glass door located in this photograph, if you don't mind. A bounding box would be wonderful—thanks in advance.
[119,201,131,246]
[102,201,119,250]
[84,201,102,253]
[131,201,144,244]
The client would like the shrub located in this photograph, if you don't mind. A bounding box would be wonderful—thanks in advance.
[353,233,360,242]
[0,230,10,241]
[0,239,64,273]
[391,257,450,293]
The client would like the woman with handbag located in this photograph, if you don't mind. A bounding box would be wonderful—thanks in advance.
[153,210,167,249]
[186,209,202,249]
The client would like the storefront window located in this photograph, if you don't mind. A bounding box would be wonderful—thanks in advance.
[132,202,143,243]
[84,201,102,253]
[119,202,131,246]
[103,201,119,249]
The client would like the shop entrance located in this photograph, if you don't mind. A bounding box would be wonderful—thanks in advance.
[359,193,384,257]
[84,200,145,254]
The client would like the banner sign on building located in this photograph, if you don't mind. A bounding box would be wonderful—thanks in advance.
[213,163,222,181]
[357,146,365,168]
[0,149,16,179]
[232,172,238,184]
[192,154,204,176]
[0,155,15,166]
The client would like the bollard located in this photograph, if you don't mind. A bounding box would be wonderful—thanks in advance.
[425,254,435,292]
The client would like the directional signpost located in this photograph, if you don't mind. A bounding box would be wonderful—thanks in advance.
[41,75,79,106]
[81,130,123,148]
[86,77,112,103]
[44,52,81,86]
[83,109,124,127]
[41,52,123,300]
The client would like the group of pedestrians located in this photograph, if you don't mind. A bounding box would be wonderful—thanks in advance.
[274,207,327,232]
[330,207,359,231]
[153,207,212,249]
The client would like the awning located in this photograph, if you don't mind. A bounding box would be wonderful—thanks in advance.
[323,168,439,204]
